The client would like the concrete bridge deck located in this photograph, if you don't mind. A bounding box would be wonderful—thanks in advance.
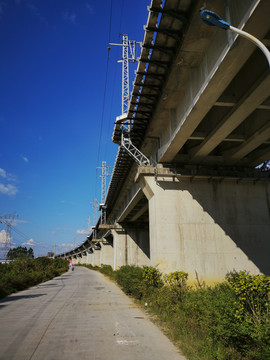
[0,267,186,360]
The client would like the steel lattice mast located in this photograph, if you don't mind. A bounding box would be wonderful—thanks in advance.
[110,35,152,166]
[96,162,112,225]
[110,35,139,118]
[121,34,129,116]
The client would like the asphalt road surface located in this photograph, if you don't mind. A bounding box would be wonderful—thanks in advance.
[0,266,187,360]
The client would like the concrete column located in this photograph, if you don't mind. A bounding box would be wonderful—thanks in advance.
[111,228,127,270]
[100,242,114,268]
[136,169,270,283]
[86,252,93,264]
[93,248,101,266]
[111,225,151,270]
[125,225,150,267]
[81,254,87,264]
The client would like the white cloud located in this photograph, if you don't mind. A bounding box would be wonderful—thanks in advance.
[63,11,76,24]
[58,242,74,249]
[0,168,6,178]
[21,155,29,163]
[0,168,17,182]
[76,229,88,235]
[0,168,18,196]
[0,183,18,196]
[22,238,35,246]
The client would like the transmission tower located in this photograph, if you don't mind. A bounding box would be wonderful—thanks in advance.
[0,212,18,259]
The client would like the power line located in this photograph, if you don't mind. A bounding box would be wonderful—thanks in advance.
[96,0,113,170]
[9,224,30,241]
[95,0,113,204]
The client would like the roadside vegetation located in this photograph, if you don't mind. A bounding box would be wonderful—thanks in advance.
[81,264,270,360]
[0,255,69,299]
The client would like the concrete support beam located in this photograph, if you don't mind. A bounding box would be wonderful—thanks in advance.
[190,73,270,160]
[223,121,270,162]
[117,188,144,222]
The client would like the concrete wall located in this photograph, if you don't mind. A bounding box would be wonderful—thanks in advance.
[137,172,270,283]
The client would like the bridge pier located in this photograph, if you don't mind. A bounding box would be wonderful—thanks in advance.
[92,247,101,266]
[86,251,94,265]
[100,241,114,268]
[111,225,150,270]
[136,167,270,283]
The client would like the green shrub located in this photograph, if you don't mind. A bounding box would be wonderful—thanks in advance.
[163,271,188,288]
[115,265,146,299]
[142,266,163,288]
[226,271,270,324]
[0,257,69,299]
[100,264,115,278]
[226,271,270,358]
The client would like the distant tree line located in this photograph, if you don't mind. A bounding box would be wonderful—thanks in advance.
[7,246,34,260]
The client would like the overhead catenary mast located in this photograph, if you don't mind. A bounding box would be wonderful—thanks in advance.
[110,34,139,117]
[97,161,112,224]
[110,34,151,166]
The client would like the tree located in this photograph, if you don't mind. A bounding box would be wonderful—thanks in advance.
[6,246,34,260]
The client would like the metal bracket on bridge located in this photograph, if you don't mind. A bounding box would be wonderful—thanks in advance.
[121,131,151,166]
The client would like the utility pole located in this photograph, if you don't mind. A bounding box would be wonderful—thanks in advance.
[0,213,18,259]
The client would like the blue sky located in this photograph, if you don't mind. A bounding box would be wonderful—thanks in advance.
[0,0,149,256]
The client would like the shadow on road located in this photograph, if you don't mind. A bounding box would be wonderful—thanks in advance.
[0,293,47,304]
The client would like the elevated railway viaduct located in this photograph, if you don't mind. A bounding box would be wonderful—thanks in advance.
[57,0,270,283]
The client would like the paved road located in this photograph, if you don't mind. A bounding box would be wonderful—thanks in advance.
[0,266,187,360]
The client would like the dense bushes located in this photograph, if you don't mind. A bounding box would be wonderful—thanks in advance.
[0,257,69,298]
[85,264,270,360]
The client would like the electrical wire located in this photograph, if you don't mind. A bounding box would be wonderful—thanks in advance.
[9,224,31,241]
[103,0,125,162]
[95,0,113,202]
